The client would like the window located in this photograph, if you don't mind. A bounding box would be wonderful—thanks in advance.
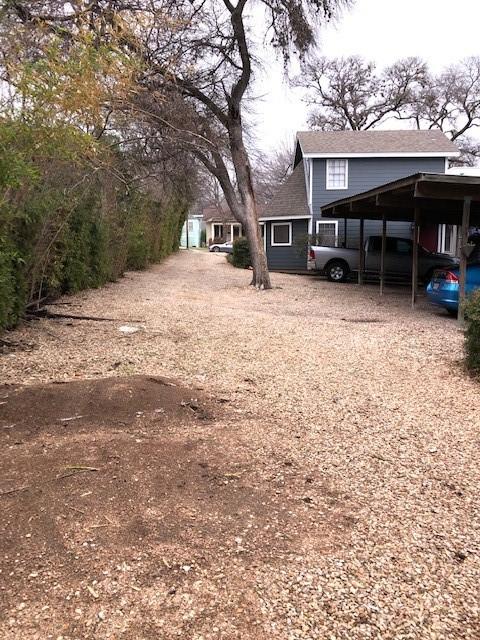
[316,220,338,247]
[271,222,292,246]
[326,159,348,190]
[438,224,457,255]
[213,223,224,239]
[187,220,194,232]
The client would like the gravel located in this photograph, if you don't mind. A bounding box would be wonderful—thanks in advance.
[1,249,479,639]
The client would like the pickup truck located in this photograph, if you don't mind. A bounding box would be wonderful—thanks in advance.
[309,236,459,283]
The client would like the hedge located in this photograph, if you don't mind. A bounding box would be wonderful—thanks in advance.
[464,289,480,374]
[228,237,251,269]
[0,119,189,330]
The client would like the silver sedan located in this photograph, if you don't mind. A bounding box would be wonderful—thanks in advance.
[209,242,233,253]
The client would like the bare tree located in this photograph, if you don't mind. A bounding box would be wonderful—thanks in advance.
[3,0,352,289]
[297,55,427,130]
[253,139,296,204]
[404,58,480,165]
[298,54,480,164]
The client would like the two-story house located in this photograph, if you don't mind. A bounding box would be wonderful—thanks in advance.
[259,130,460,271]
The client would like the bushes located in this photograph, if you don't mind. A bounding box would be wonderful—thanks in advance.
[229,237,251,269]
[464,290,480,374]
[0,119,189,330]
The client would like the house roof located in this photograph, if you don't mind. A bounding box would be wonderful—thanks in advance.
[202,202,235,223]
[296,130,460,158]
[261,162,310,219]
[203,201,266,223]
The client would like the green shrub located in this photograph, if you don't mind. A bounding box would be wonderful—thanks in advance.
[0,118,191,330]
[464,290,480,373]
[0,237,26,328]
[229,237,251,269]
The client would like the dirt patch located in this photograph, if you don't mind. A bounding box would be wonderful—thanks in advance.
[0,375,353,639]
[0,374,210,439]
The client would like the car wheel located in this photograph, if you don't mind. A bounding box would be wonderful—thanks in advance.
[212,246,220,252]
[326,260,349,283]
[446,308,458,317]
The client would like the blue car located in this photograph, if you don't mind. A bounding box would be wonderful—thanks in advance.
[427,264,480,315]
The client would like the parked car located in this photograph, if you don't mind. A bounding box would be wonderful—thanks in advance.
[426,264,480,315]
[209,242,233,253]
[309,236,459,283]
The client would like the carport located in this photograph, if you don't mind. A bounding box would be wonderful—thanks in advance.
[321,173,480,322]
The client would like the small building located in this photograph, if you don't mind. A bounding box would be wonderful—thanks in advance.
[203,203,243,245]
[261,130,460,270]
[180,215,203,248]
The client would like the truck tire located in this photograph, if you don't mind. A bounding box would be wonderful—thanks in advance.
[326,260,350,283]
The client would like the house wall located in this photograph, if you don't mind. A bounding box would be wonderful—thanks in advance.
[312,157,446,247]
[206,221,242,245]
[264,219,309,271]
[419,224,439,252]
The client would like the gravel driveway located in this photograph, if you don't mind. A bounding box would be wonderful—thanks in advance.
[1,250,479,639]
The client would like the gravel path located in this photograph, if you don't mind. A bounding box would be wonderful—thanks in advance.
[1,250,479,639]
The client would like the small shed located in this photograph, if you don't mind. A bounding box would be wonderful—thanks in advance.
[180,216,203,248]
[321,173,480,321]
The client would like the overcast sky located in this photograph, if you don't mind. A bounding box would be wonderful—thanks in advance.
[253,0,480,153]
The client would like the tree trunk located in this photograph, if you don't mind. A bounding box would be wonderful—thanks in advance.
[243,212,270,289]
[228,121,271,290]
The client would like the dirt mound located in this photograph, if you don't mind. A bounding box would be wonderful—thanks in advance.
[0,374,210,438]
[0,375,354,639]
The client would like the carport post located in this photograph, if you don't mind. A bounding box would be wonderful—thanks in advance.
[458,196,472,324]
[358,218,365,285]
[380,215,386,296]
[411,208,420,308]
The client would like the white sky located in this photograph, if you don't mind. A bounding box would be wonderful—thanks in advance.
[253,0,480,153]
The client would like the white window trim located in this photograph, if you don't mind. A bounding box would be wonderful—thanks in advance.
[437,224,458,255]
[316,220,339,247]
[213,223,224,237]
[326,159,349,190]
[271,221,292,247]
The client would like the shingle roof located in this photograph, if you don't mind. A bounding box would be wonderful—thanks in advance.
[296,130,459,156]
[202,203,234,223]
[203,201,267,223]
[261,162,309,219]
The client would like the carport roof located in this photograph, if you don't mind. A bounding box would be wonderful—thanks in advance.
[321,172,480,226]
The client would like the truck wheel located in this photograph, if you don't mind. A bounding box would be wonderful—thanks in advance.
[326,260,349,283]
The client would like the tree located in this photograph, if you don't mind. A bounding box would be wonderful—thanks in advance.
[404,57,480,165]
[299,55,480,165]
[253,139,296,204]
[1,0,352,289]
[297,55,427,131]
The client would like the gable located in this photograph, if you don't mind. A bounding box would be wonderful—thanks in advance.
[262,162,310,219]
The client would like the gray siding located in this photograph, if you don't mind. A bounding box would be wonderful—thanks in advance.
[265,219,308,270]
[312,157,445,247]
